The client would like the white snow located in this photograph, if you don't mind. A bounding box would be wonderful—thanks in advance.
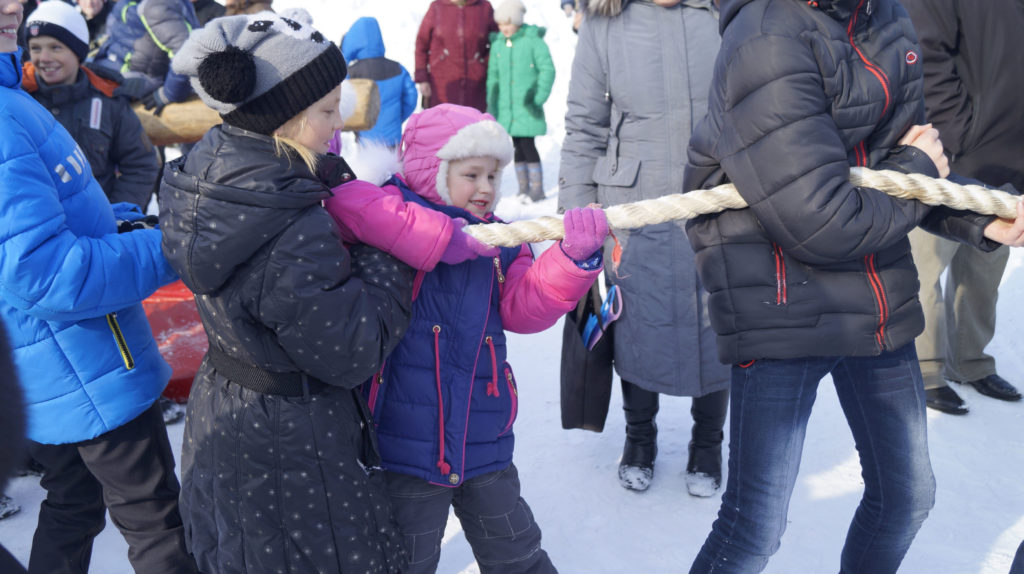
[2,1,1023,572]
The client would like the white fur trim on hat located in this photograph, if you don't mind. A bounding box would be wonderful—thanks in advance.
[434,120,514,206]
[494,0,526,26]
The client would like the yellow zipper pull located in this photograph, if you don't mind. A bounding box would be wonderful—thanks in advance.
[493,256,505,283]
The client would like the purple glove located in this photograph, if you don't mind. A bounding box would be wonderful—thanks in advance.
[440,219,500,265]
[560,207,609,262]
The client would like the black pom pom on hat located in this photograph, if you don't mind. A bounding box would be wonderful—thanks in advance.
[197,45,257,104]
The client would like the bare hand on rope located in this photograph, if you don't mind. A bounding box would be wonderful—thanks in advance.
[464,168,1021,248]
[899,123,949,178]
[983,199,1024,247]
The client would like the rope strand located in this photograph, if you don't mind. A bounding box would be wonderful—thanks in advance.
[465,168,1020,247]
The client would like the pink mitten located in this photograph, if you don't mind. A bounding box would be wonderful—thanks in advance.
[440,219,500,264]
[560,207,609,261]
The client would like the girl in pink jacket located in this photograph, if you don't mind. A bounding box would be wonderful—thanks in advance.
[329,103,606,573]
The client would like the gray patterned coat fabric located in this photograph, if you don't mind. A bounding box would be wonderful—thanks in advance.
[159,124,414,573]
[559,0,729,397]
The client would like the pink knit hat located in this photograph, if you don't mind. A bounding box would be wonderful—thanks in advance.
[401,104,513,206]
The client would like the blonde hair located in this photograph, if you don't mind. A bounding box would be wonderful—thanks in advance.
[272,113,319,173]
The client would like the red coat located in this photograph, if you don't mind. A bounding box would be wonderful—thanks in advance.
[415,0,498,112]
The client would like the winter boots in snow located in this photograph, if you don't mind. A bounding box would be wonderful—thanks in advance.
[685,389,729,497]
[618,381,659,492]
[514,162,546,203]
[527,162,545,203]
[618,384,728,496]
[515,163,529,203]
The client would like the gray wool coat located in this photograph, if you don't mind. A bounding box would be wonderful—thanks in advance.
[559,0,729,397]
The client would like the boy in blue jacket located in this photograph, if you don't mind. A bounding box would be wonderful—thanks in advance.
[341,16,417,148]
[0,0,196,570]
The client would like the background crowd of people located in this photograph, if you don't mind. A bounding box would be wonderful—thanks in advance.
[1,0,1023,573]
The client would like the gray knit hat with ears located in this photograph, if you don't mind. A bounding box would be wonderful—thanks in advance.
[172,13,347,135]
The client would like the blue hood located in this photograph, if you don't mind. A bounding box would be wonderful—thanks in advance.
[0,52,22,89]
[342,17,386,62]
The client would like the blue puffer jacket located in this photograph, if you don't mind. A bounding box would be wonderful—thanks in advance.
[365,180,521,487]
[341,17,418,147]
[0,52,177,445]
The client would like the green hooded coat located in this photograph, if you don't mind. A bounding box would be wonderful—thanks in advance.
[486,24,555,137]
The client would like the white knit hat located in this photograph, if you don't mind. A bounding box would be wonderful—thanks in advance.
[494,0,526,26]
[23,1,90,62]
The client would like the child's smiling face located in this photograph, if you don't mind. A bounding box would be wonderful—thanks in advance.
[447,156,500,218]
[29,36,79,86]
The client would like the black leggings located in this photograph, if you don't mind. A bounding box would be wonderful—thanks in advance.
[512,137,540,163]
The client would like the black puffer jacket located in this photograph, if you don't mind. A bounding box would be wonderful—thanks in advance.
[160,124,413,573]
[683,0,999,364]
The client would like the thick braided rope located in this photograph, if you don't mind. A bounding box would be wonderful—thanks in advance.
[465,167,1020,247]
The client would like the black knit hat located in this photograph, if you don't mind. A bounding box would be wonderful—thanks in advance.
[173,14,347,135]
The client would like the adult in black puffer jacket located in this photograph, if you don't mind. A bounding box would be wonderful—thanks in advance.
[683,0,1024,572]
[160,14,414,573]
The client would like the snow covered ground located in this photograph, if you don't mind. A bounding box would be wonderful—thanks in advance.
[2,1,1023,572]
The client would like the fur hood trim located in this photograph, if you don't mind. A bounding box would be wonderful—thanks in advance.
[343,141,404,187]
[434,120,513,205]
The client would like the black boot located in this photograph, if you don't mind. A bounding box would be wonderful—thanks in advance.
[618,380,659,492]
[686,388,728,497]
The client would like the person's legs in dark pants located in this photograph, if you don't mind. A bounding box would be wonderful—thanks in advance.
[686,388,729,497]
[618,379,659,491]
[690,357,827,574]
[31,402,196,574]
[384,471,457,574]
[453,464,555,574]
[832,345,936,574]
[27,441,107,574]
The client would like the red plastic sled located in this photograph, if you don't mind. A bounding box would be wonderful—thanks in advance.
[143,280,207,403]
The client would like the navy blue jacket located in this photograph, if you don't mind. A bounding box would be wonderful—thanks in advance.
[365,180,523,487]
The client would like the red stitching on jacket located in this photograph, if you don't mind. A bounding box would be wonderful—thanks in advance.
[432,325,450,476]
[847,0,891,119]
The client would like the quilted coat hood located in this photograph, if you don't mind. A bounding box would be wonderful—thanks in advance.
[160,124,331,294]
[720,0,863,31]
[342,16,386,62]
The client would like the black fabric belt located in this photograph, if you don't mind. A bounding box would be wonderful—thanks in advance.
[206,346,326,397]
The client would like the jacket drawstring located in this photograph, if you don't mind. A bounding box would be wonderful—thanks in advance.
[485,336,499,397]
[432,325,451,476]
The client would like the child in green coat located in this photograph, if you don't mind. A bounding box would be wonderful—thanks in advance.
[487,0,555,203]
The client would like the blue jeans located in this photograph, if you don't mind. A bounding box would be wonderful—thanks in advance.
[690,344,936,574]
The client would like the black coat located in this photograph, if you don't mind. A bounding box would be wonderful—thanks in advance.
[683,0,999,364]
[900,0,1024,190]
[159,124,413,573]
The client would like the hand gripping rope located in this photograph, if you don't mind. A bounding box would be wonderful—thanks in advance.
[463,168,1020,247]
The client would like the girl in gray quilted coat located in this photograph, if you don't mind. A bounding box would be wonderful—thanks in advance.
[560,0,730,496]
